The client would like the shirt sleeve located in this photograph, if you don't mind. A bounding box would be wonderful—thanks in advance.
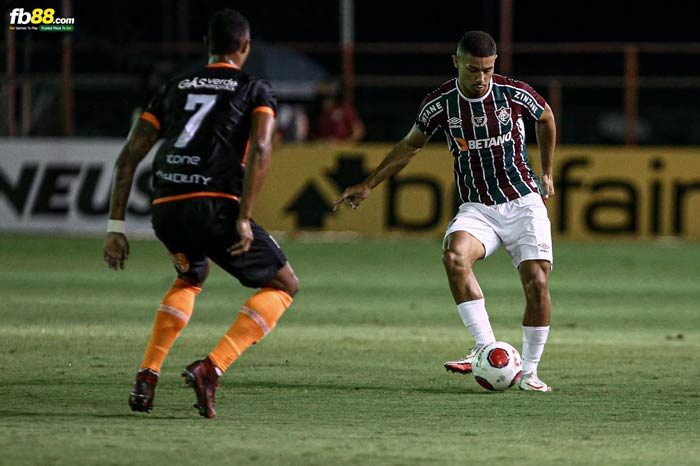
[250,79,277,116]
[414,93,443,136]
[510,80,546,121]
[141,83,167,131]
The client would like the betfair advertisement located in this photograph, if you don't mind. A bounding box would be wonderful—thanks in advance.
[254,144,700,240]
[1,141,698,240]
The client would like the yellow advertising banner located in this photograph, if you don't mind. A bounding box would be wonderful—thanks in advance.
[254,144,700,240]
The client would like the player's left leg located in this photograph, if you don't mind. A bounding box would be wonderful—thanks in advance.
[130,199,210,413]
[501,193,553,391]
[129,261,208,413]
[139,275,205,373]
[518,259,553,391]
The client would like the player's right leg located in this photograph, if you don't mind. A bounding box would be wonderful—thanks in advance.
[182,206,299,418]
[183,263,298,418]
[442,207,500,374]
[517,259,552,392]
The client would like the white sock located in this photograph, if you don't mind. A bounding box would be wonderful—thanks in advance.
[457,298,496,346]
[522,326,550,374]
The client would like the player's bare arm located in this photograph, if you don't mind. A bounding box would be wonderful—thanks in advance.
[536,103,556,198]
[333,125,428,210]
[103,118,159,270]
[227,110,275,256]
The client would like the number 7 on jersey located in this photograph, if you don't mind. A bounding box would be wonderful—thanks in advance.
[174,94,217,148]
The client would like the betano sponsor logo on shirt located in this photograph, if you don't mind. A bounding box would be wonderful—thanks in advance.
[465,131,513,150]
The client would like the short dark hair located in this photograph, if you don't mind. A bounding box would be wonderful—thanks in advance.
[207,9,250,54]
[457,31,497,57]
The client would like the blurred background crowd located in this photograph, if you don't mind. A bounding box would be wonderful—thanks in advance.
[4,0,700,145]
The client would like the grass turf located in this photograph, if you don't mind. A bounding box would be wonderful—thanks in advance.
[1,233,699,465]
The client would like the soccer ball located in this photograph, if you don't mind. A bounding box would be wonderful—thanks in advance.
[472,341,522,391]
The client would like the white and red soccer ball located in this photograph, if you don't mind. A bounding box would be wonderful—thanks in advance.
[472,341,522,391]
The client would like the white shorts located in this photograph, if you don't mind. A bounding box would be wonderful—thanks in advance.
[444,193,553,268]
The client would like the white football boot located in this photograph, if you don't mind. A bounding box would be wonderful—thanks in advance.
[443,345,484,374]
[518,372,552,392]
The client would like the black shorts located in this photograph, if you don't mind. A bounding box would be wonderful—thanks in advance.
[151,197,287,288]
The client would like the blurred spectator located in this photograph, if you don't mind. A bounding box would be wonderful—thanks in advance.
[274,102,310,145]
[314,84,365,142]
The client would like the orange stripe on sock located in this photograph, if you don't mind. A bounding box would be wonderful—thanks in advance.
[139,279,201,372]
[157,303,191,323]
[240,306,271,334]
[208,288,293,372]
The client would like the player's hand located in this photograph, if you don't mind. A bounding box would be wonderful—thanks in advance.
[228,218,253,256]
[333,183,371,211]
[540,173,555,198]
[103,232,130,270]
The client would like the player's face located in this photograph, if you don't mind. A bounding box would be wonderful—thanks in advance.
[453,53,497,98]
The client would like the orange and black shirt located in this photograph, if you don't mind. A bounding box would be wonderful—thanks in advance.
[141,63,276,205]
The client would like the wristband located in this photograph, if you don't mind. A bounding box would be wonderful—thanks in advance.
[107,219,126,234]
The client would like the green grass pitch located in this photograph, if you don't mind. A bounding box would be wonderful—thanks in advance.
[1,233,699,465]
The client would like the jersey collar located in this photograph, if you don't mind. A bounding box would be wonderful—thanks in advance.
[455,78,493,102]
[206,62,240,70]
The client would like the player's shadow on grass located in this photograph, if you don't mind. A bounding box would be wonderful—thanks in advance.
[233,379,494,395]
[0,410,199,420]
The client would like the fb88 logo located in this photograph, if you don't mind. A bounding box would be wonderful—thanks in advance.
[9,8,73,25]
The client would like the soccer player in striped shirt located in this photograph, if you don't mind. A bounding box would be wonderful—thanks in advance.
[103,10,300,417]
[334,31,556,392]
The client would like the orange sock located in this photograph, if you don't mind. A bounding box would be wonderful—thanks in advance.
[208,288,293,373]
[139,278,201,373]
